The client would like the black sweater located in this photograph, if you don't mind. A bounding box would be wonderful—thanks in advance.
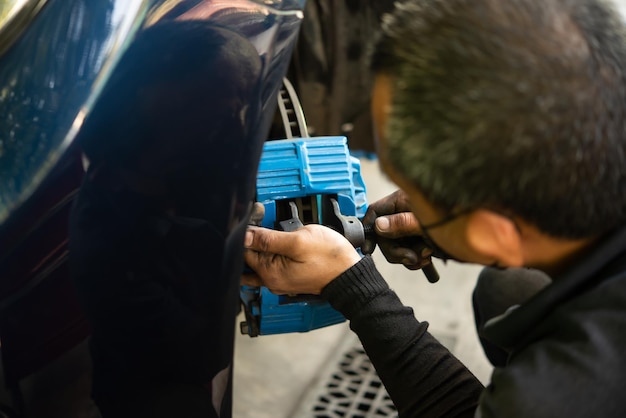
[321,226,626,418]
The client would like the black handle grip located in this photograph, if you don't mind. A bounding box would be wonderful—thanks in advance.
[421,263,440,283]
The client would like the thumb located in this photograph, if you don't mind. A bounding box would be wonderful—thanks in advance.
[244,226,300,255]
[248,202,266,226]
[375,212,422,238]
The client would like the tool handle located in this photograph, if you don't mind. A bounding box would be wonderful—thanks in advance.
[422,263,440,283]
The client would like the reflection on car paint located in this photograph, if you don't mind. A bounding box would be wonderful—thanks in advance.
[0,0,305,416]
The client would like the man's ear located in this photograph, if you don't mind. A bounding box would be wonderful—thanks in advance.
[465,210,524,267]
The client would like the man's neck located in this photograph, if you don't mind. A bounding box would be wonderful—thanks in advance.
[523,231,602,277]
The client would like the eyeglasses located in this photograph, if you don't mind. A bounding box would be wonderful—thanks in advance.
[418,208,473,261]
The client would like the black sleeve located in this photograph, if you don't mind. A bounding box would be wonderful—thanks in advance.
[322,256,484,418]
[477,275,626,418]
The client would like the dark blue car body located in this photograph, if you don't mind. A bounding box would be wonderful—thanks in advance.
[0,1,305,415]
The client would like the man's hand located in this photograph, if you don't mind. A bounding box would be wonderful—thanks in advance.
[361,190,433,270]
[248,202,265,226]
[243,224,362,295]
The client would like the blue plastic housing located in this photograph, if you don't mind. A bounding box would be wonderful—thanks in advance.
[257,136,367,224]
[242,136,367,335]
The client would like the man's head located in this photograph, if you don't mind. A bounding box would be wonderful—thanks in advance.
[371,0,626,269]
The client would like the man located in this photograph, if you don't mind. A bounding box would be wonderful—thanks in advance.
[243,0,626,417]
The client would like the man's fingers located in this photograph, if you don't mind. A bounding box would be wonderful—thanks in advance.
[248,202,265,226]
[245,226,301,255]
[361,190,411,225]
[241,272,263,287]
[241,270,289,295]
[403,257,433,271]
[380,244,419,265]
[375,212,422,238]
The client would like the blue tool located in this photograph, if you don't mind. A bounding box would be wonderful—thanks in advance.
[240,135,368,337]
[239,78,440,336]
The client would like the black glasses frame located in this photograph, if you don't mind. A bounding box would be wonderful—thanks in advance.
[418,208,474,261]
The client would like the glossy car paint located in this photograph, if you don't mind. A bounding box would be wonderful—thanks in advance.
[0,0,305,415]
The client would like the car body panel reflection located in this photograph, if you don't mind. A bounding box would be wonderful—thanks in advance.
[0,1,305,416]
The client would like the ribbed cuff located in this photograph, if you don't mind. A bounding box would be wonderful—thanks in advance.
[321,255,389,319]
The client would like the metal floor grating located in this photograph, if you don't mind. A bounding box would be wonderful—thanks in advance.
[291,332,457,418]
[311,346,396,417]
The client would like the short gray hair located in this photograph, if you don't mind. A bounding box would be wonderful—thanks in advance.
[373,0,626,238]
